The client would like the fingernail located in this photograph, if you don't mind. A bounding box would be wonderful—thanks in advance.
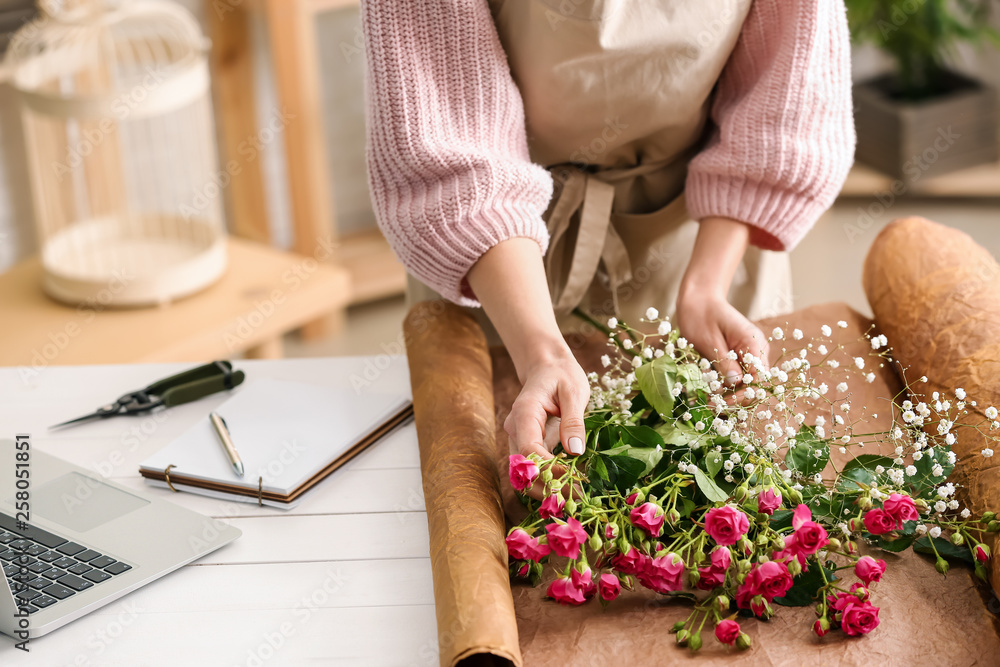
[568,436,584,455]
[726,370,740,386]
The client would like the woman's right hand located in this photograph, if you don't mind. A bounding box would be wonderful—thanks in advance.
[504,346,590,460]
[466,237,590,461]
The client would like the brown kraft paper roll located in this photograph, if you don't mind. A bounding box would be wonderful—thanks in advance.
[404,300,522,667]
[864,216,1000,598]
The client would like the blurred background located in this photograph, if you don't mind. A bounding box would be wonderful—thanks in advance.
[0,0,998,366]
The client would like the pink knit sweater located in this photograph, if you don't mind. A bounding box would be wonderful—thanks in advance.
[362,0,855,306]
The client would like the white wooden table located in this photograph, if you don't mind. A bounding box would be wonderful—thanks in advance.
[0,357,439,666]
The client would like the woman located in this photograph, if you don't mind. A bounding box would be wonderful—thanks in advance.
[361,1,854,463]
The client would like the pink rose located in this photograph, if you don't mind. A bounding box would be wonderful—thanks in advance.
[570,567,597,599]
[975,544,991,562]
[516,562,530,578]
[881,493,919,528]
[854,555,886,585]
[546,576,589,605]
[604,523,618,540]
[790,505,829,556]
[755,560,794,601]
[703,505,750,546]
[839,599,880,636]
[508,454,538,491]
[757,487,782,515]
[714,619,741,645]
[630,502,665,537]
[863,509,897,536]
[539,494,565,519]
[637,552,685,594]
[545,517,588,559]
[505,528,549,562]
[611,546,646,575]
[598,573,621,601]
[696,547,732,591]
[735,579,768,617]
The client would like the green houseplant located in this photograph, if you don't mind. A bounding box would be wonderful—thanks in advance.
[846,0,1000,179]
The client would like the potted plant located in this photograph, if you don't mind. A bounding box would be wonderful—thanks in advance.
[846,0,1000,180]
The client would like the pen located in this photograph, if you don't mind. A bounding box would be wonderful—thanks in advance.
[209,411,245,478]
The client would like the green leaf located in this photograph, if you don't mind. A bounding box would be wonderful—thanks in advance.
[634,356,677,419]
[678,497,696,518]
[591,455,610,482]
[609,455,645,492]
[693,466,729,503]
[774,561,837,607]
[676,363,708,394]
[656,422,699,447]
[914,536,974,564]
[706,451,724,478]
[838,454,893,492]
[600,443,663,476]
[875,532,917,553]
[785,427,830,476]
[618,424,665,448]
[770,509,793,531]
[908,447,955,499]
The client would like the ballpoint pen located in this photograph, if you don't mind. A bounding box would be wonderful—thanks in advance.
[209,411,245,478]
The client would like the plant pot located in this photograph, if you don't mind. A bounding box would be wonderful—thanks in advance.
[853,70,999,181]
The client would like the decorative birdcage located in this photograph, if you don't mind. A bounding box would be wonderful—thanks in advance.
[3,0,227,306]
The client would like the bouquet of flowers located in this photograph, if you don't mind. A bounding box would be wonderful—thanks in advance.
[505,309,1000,651]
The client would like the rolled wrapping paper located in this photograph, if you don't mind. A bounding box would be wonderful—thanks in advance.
[404,301,521,667]
[863,216,1000,597]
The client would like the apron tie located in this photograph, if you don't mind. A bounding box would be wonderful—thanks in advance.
[545,165,634,316]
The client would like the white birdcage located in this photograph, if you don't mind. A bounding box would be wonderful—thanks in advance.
[3,0,227,306]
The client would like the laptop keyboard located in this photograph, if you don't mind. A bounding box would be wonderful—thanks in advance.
[0,512,131,615]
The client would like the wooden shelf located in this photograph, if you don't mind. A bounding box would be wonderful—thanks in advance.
[336,230,407,304]
[841,161,1000,198]
[0,238,350,366]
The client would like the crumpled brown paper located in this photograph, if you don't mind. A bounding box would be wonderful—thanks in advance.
[493,303,1000,664]
[863,216,1000,600]
[404,301,521,667]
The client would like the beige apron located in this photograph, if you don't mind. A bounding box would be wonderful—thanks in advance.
[407,0,793,337]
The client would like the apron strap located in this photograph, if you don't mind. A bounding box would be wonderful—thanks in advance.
[545,166,630,316]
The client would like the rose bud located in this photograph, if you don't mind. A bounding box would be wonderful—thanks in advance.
[605,523,618,540]
[541,468,553,483]
[686,569,701,588]
[988,520,1000,533]
[787,559,803,577]
[787,487,803,505]
[517,563,530,578]
[757,487,782,515]
[588,533,603,552]
[853,586,869,600]
[857,495,872,510]
[827,537,842,551]
[688,632,703,652]
[845,540,858,555]
[676,629,690,645]
[736,633,752,650]
[771,535,786,551]
[598,573,621,601]
[565,499,578,514]
[672,620,687,633]
[935,558,950,575]
[814,618,830,637]
[982,511,996,522]
[715,595,730,612]
[666,508,681,525]
[735,484,749,503]
[975,544,991,562]
[848,518,861,532]
[951,532,964,546]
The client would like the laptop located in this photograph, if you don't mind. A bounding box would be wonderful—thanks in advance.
[0,440,241,639]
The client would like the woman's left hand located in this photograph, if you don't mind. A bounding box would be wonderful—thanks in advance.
[676,216,770,383]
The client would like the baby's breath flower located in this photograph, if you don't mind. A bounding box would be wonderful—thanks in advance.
[600,355,611,368]
[905,465,917,477]
[983,448,995,458]
[987,406,999,420]
[642,347,653,359]
[657,320,670,336]
[821,325,832,337]
[622,339,633,350]
[645,307,659,320]
[792,328,803,340]
[955,388,966,400]
[929,526,942,538]
[961,508,971,519]
[837,320,848,329]
[854,357,865,369]
[836,382,848,393]
[772,327,784,340]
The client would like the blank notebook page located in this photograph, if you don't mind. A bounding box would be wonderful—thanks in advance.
[139,378,410,495]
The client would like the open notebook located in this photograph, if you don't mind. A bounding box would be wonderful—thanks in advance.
[138,378,413,509]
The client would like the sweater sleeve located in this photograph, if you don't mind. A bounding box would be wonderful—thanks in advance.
[361,0,553,306]
[685,0,856,251]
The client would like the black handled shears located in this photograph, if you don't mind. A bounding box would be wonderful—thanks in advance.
[49,361,246,430]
